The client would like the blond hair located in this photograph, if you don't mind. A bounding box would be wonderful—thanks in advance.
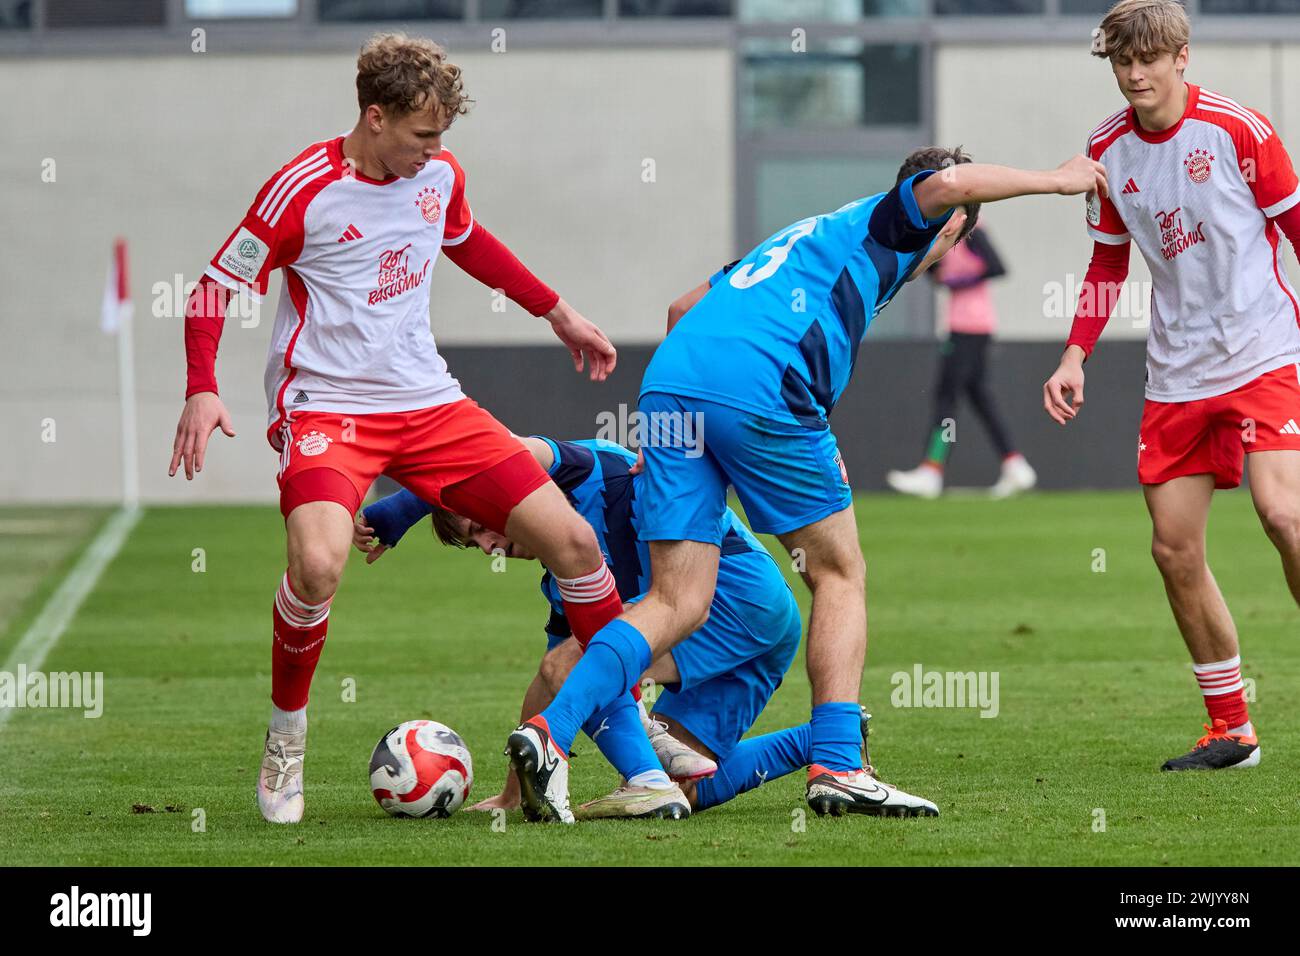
[1093,0,1190,60]
[355,32,472,123]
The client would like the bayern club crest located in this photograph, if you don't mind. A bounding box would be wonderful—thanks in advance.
[295,430,333,457]
[415,186,442,224]
[1184,148,1214,184]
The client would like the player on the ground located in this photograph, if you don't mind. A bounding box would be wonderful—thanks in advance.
[168,34,626,824]
[354,436,938,820]
[506,146,1108,823]
[1043,0,1300,770]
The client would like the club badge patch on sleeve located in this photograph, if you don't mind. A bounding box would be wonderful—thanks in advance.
[217,227,270,284]
[1086,192,1103,228]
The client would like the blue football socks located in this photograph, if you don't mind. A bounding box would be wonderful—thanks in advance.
[694,723,812,811]
[809,702,863,772]
[539,619,652,754]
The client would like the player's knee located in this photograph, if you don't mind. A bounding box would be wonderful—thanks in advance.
[289,548,343,605]
[651,584,712,634]
[803,550,867,595]
[545,517,603,578]
[1259,505,1300,555]
[1150,535,1204,586]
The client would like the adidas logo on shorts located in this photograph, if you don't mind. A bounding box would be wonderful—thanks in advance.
[1280,419,1300,435]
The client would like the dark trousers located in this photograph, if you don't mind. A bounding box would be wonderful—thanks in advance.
[926,332,1016,462]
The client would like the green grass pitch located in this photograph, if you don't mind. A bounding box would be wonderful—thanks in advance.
[1,491,1297,866]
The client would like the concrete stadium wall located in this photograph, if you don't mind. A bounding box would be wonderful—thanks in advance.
[6,39,1299,503]
[0,46,733,503]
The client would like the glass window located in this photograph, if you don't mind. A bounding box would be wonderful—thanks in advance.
[186,0,297,15]
[739,0,921,19]
[743,39,921,130]
[754,155,901,238]
[0,1,32,29]
[1201,0,1300,12]
[935,0,1044,13]
[479,0,603,16]
[318,0,464,20]
[1059,0,1114,13]
[619,0,732,14]
[47,0,167,27]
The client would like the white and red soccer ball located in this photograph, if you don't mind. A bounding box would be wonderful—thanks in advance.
[369,720,473,818]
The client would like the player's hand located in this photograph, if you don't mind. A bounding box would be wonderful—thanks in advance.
[1043,347,1087,425]
[1053,154,1109,200]
[168,391,235,480]
[352,515,389,563]
[467,791,521,812]
[468,767,521,811]
[629,447,645,475]
[544,297,617,382]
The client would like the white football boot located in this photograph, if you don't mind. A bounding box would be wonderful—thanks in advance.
[506,719,574,824]
[643,712,718,782]
[257,728,306,824]
[885,464,943,499]
[805,708,939,818]
[990,454,1037,499]
[575,783,691,821]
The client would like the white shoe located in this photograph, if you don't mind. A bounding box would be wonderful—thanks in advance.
[506,720,574,824]
[886,465,943,499]
[990,454,1037,499]
[806,764,939,817]
[257,728,306,824]
[575,783,691,820]
[643,712,718,782]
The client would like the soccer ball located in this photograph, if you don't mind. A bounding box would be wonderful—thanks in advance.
[369,720,473,818]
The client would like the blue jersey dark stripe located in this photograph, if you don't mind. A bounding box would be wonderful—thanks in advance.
[863,239,900,314]
[548,440,596,492]
[830,267,868,378]
[594,450,644,601]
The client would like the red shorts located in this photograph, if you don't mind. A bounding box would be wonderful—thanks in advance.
[1138,363,1300,489]
[271,398,550,532]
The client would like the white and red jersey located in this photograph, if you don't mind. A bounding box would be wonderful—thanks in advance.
[1085,84,1300,401]
[205,135,475,444]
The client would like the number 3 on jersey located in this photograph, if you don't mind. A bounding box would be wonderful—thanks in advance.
[728,219,818,289]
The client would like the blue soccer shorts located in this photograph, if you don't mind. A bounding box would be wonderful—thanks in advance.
[637,390,852,542]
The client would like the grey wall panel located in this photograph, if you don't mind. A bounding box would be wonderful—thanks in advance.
[440,339,1150,494]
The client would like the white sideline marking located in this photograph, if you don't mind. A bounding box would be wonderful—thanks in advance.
[0,506,142,729]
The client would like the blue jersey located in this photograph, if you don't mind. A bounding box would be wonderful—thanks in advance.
[535,437,766,644]
[640,170,953,427]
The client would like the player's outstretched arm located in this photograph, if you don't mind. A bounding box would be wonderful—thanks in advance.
[914,155,1109,221]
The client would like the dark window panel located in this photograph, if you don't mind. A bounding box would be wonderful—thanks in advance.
[1202,0,1300,11]
[319,0,464,19]
[935,0,1045,14]
[620,0,732,14]
[744,42,921,129]
[479,0,603,16]
[0,0,32,29]
[47,0,167,27]
[1060,0,1115,12]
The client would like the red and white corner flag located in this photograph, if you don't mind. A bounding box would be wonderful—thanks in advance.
[101,237,132,334]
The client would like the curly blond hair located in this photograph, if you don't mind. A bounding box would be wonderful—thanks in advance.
[355,32,472,124]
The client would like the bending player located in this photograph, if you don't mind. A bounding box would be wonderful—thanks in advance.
[1044,0,1300,770]
[169,34,626,823]
[507,146,1107,822]
[355,436,938,821]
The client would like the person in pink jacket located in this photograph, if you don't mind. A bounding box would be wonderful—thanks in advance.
[887,225,1036,498]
